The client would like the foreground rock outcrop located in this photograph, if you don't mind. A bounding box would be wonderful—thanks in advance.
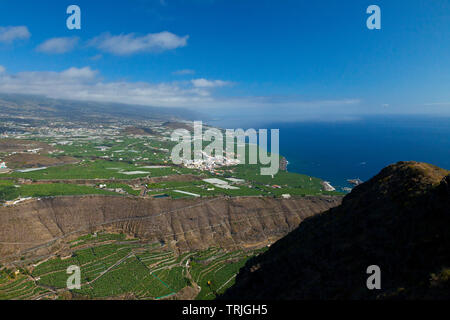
[221,162,450,300]
[0,195,341,263]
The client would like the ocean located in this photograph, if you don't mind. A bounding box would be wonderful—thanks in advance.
[208,115,450,192]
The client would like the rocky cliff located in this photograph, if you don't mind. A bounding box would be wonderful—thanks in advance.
[221,162,450,300]
[0,195,341,263]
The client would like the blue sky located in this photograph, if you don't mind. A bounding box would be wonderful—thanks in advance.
[0,0,449,121]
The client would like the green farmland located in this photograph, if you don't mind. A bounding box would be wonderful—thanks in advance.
[9,160,192,180]
[0,182,120,202]
[43,136,176,164]
[0,233,263,300]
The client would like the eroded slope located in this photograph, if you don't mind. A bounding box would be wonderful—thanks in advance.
[0,195,341,263]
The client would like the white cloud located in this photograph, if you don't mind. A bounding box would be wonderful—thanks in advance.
[36,37,79,54]
[191,78,231,88]
[0,65,5,74]
[172,69,195,75]
[60,67,97,79]
[0,26,31,43]
[0,67,218,108]
[89,31,188,55]
[0,66,360,115]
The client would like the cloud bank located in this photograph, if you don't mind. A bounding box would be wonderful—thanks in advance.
[173,69,195,75]
[89,31,189,55]
[36,37,79,54]
[191,78,231,88]
[0,66,219,108]
[0,65,361,122]
[0,26,31,43]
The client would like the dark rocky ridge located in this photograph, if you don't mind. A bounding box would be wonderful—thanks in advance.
[122,126,157,136]
[0,195,341,264]
[220,162,450,300]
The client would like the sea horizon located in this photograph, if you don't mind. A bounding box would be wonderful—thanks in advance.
[207,114,450,191]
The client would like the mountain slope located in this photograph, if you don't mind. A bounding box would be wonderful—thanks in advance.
[0,93,203,123]
[0,195,341,263]
[220,161,450,299]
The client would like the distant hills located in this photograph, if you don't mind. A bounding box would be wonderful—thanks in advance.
[221,161,450,299]
[0,93,203,123]
[122,126,157,136]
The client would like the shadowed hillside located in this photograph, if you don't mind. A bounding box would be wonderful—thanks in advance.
[220,161,450,299]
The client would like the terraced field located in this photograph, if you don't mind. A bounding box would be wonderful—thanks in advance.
[190,247,265,300]
[0,273,52,300]
[0,233,264,300]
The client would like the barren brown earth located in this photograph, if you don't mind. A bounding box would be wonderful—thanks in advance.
[0,139,55,153]
[4,153,78,169]
[0,195,341,263]
[162,121,193,131]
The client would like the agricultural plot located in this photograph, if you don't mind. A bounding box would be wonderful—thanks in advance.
[70,232,129,247]
[3,134,341,199]
[0,233,265,300]
[48,137,176,164]
[228,164,342,196]
[145,171,340,199]
[0,270,50,300]
[0,182,122,202]
[9,160,190,180]
[99,183,141,196]
[0,180,19,201]
[17,184,119,198]
[189,248,257,300]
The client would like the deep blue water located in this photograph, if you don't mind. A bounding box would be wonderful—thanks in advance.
[209,115,450,191]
